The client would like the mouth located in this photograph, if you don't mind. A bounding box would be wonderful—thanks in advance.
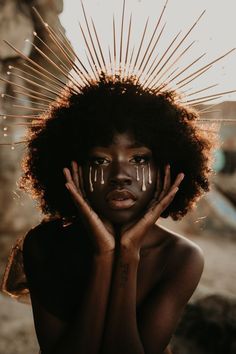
[106,189,137,210]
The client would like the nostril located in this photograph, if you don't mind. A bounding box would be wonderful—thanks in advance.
[110,176,132,187]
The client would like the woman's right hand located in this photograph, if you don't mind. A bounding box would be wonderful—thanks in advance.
[63,161,116,255]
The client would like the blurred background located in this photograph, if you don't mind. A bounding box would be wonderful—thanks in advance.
[0,1,236,353]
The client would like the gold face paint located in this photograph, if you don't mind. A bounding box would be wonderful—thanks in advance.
[89,166,94,192]
[100,167,105,184]
[141,166,146,191]
[135,166,140,181]
[148,163,152,184]
[94,168,97,182]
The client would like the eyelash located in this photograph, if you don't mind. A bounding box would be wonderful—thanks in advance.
[91,155,150,166]
[130,155,150,165]
[91,157,110,166]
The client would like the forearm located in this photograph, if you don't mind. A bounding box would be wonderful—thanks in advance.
[51,251,115,354]
[101,246,144,354]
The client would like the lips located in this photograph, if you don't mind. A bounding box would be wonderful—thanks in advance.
[106,189,137,210]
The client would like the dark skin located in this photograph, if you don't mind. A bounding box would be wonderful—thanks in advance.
[25,132,204,354]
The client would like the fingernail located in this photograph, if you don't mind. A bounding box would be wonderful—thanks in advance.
[65,183,70,190]
[174,187,179,193]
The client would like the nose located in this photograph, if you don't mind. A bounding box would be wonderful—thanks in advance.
[109,161,132,187]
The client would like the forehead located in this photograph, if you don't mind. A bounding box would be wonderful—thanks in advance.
[97,131,150,150]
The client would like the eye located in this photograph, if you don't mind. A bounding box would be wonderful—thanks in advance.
[91,156,110,166]
[130,155,150,165]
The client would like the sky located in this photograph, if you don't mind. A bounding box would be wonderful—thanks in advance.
[60,0,236,101]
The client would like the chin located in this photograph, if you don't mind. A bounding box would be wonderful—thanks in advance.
[102,208,141,227]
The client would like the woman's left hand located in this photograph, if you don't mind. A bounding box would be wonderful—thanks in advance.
[120,165,184,252]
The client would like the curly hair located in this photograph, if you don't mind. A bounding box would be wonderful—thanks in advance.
[20,75,216,221]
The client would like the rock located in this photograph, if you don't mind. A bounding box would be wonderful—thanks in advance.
[171,294,236,354]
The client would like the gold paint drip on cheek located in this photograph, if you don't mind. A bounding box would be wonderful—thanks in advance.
[148,163,152,184]
[135,166,140,181]
[94,168,97,182]
[141,166,147,191]
[100,167,105,184]
[89,166,94,192]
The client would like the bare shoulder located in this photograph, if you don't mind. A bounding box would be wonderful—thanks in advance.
[154,224,204,302]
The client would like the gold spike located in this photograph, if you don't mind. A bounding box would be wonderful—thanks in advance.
[25,39,82,91]
[186,84,218,98]
[33,7,92,84]
[33,31,71,71]
[108,46,113,76]
[145,10,206,87]
[23,63,68,92]
[49,24,93,84]
[197,119,236,123]
[3,40,73,91]
[79,22,100,79]
[151,40,196,89]
[13,90,53,104]
[0,114,41,119]
[8,65,70,95]
[119,0,126,71]
[113,15,117,74]
[158,52,206,91]
[12,105,45,112]
[138,23,166,81]
[91,18,108,73]
[199,109,221,114]
[6,71,63,97]
[176,48,236,86]
[138,0,169,72]
[55,26,94,85]
[131,18,149,75]
[142,31,181,86]
[198,102,220,113]
[80,0,103,73]
[123,14,132,78]
[186,89,236,103]
[127,46,135,77]
[177,66,212,90]
[85,51,99,80]
[0,93,48,108]
[190,96,222,106]
[9,122,42,126]
[0,140,28,146]
[0,76,55,101]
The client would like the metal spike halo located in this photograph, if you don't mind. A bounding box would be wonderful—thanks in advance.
[0,0,236,146]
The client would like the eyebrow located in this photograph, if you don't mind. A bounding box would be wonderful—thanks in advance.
[90,145,152,153]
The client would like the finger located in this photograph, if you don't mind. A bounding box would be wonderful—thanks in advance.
[144,186,179,224]
[153,169,161,200]
[145,169,161,210]
[157,164,171,202]
[71,161,79,190]
[63,167,75,186]
[64,166,83,197]
[65,181,91,213]
[78,165,88,201]
[169,172,184,192]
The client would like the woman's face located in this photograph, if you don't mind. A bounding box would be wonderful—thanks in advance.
[82,131,159,226]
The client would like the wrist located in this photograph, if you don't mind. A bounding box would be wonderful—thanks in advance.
[118,242,140,261]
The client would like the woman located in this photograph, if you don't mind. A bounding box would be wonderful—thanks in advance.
[15,76,212,354]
